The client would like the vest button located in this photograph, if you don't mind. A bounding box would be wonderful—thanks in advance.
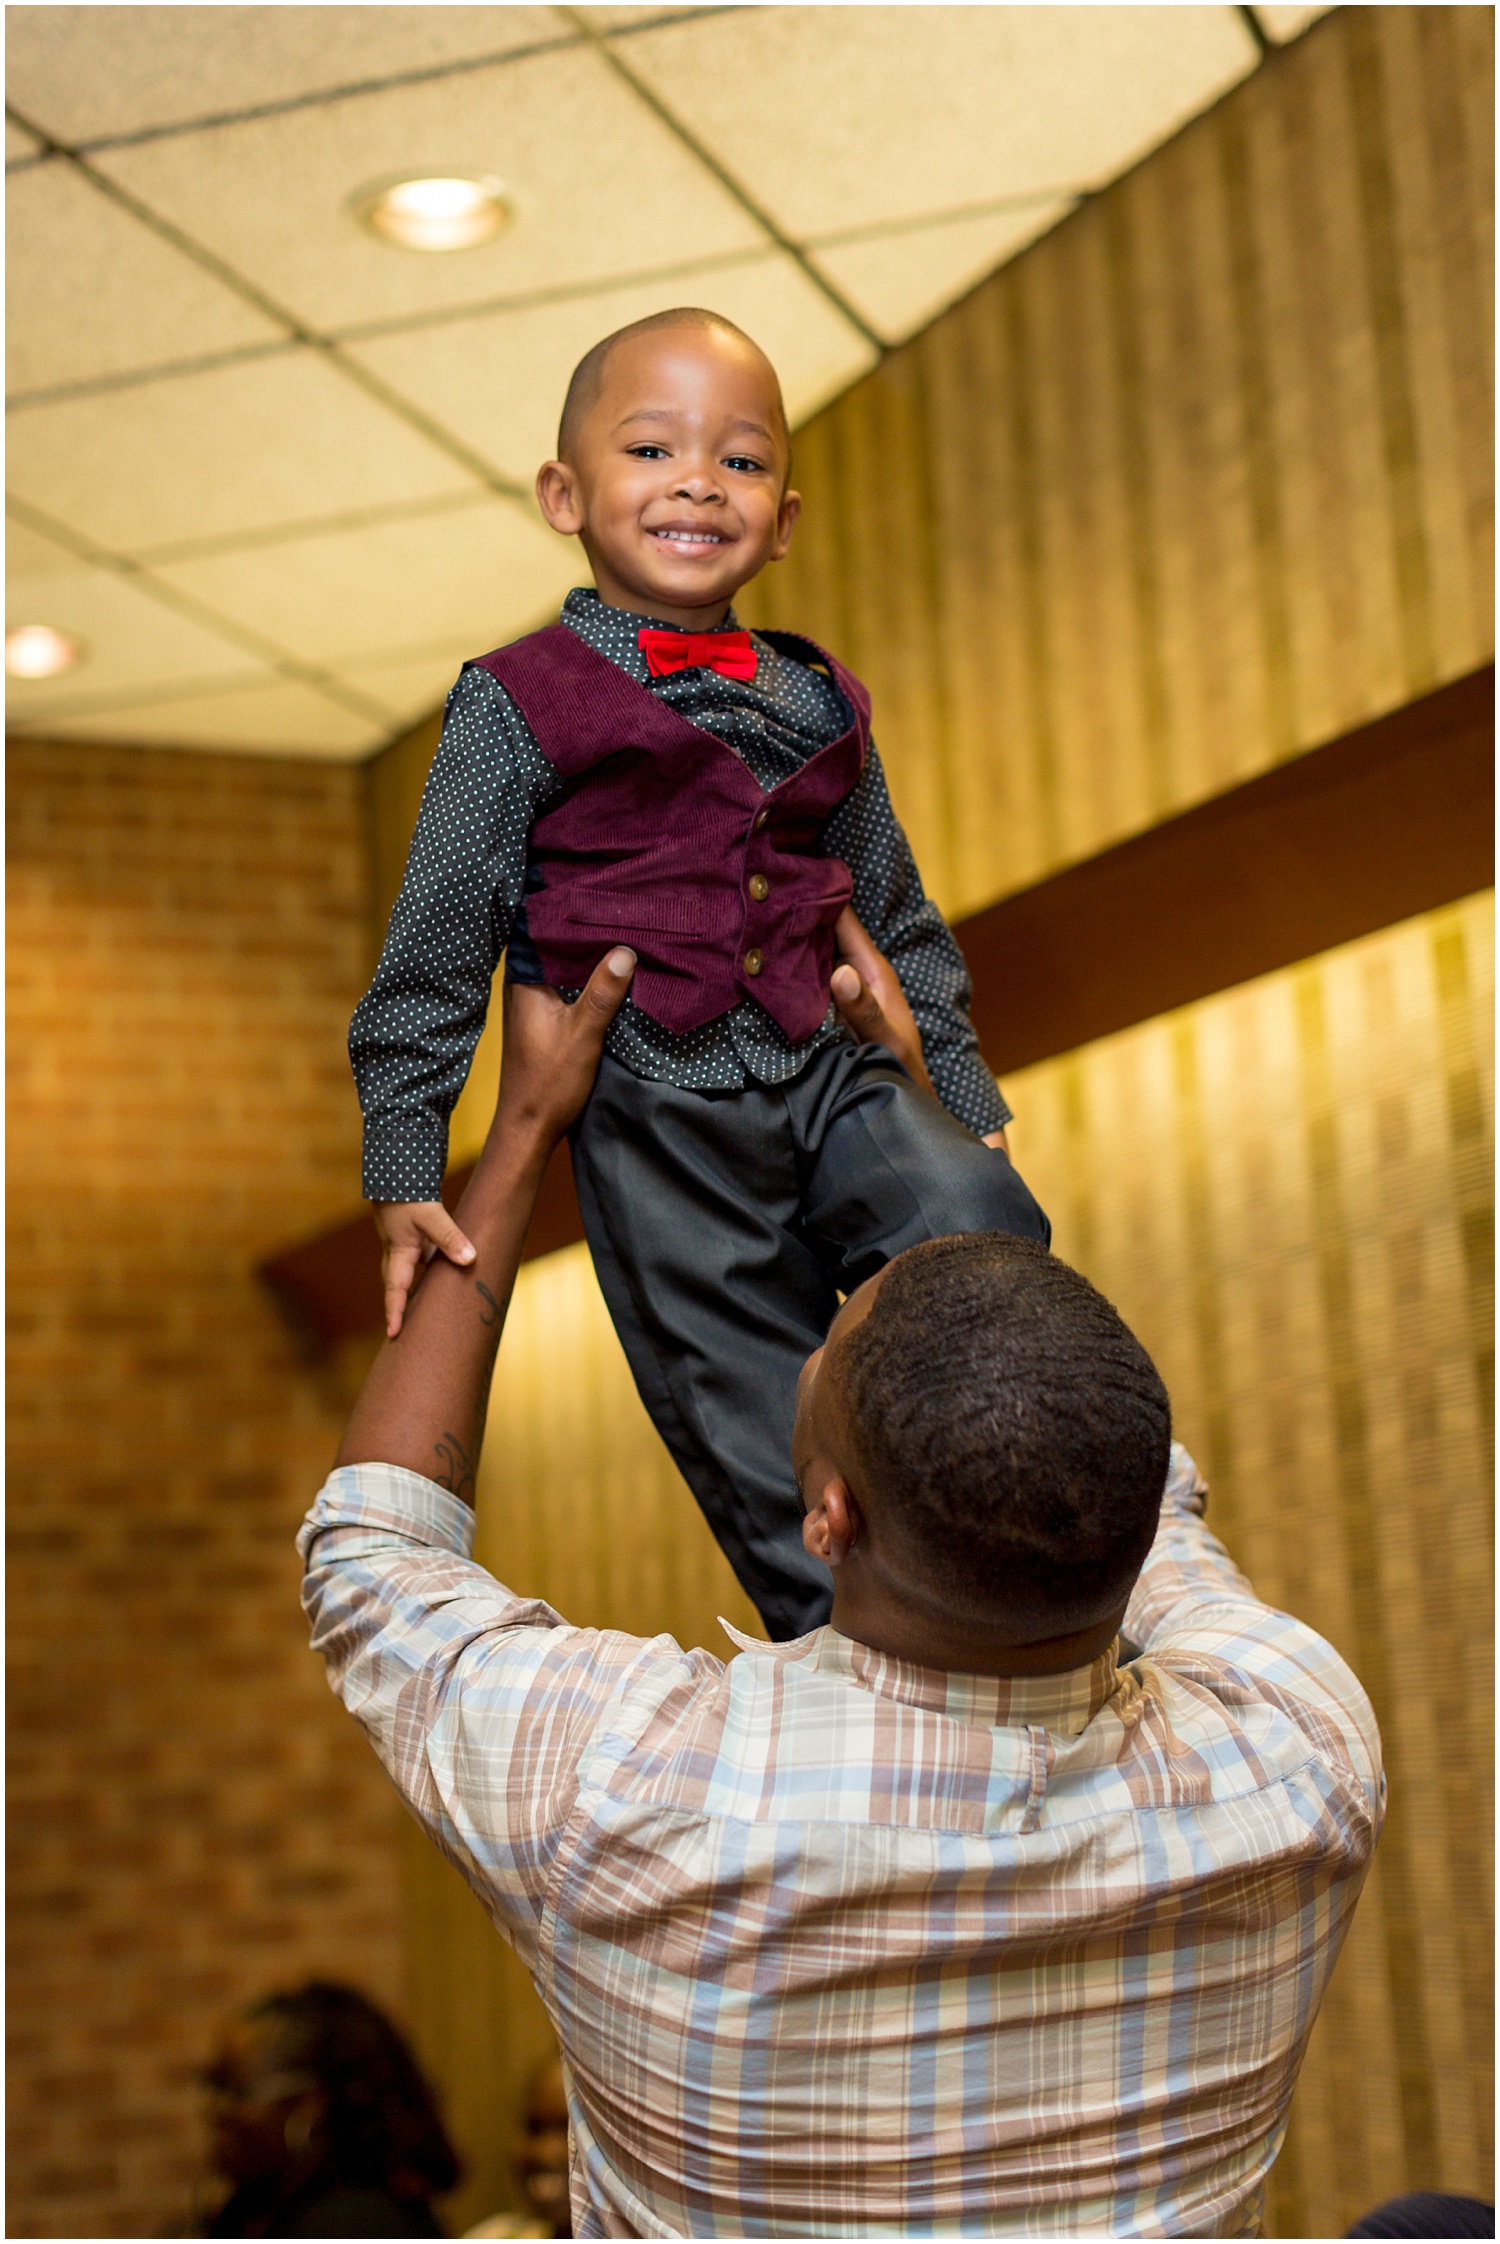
[752,809,769,830]
[744,948,764,976]
[747,873,769,901]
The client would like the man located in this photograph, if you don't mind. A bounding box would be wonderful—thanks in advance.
[302,943,1383,2240]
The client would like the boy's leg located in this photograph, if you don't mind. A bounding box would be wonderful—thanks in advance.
[568,1056,839,1641]
[789,1040,1050,1284]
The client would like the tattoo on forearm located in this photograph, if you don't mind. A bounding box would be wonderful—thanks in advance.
[475,1279,500,1327]
[432,1430,477,1502]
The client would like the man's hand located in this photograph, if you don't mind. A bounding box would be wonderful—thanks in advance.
[373,1201,476,1341]
[493,947,638,1148]
[830,907,934,1095]
[831,908,1010,1155]
[369,950,636,1340]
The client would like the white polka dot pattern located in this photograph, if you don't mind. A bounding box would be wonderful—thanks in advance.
[350,588,1009,1201]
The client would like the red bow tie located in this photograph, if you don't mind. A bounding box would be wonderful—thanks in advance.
[639,627,757,683]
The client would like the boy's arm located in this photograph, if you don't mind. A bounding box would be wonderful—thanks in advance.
[821,746,1010,1142]
[349,665,559,1206]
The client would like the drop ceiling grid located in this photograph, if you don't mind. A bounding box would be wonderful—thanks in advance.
[6,3,1326,759]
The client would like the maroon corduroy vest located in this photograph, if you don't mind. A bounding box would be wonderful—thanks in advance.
[473,624,870,1040]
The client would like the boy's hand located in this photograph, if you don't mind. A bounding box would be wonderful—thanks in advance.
[373,1201,476,1340]
[830,907,934,1095]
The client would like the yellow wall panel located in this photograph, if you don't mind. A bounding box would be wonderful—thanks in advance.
[740,7,1494,921]
[1005,892,1494,2236]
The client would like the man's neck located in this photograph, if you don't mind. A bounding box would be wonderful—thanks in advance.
[827,1579,1125,1679]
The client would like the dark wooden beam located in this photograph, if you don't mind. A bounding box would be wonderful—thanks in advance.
[260,666,1492,1351]
[963,664,1493,1074]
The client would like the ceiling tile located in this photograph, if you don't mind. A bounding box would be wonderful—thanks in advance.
[573,7,722,27]
[5,6,565,145]
[7,119,45,163]
[13,676,382,758]
[7,161,283,397]
[154,500,579,667]
[348,254,875,483]
[92,43,766,335]
[5,514,87,580]
[618,5,1258,237]
[5,555,273,710]
[5,352,473,553]
[1253,5,1333,42]
[815,198,1075,347]
[347,645,482,727]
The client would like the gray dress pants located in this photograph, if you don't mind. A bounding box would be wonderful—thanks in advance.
[568,1041,1050,1641]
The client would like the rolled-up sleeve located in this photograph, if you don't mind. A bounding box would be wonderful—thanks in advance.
[298,1463,690,1955]
[1126,1446,1385,1816]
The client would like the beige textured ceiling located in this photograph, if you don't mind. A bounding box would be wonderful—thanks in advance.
[6,2,1330,760]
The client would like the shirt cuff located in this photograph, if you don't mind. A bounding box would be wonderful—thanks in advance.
[297,1461,477,1567]
[361,1114,449,1203]
[1160,1442,1209,1518]
[929,1054,1012,1138]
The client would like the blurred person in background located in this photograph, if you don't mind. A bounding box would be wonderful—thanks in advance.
[463,2056,571,2239]
[199,1980,459,2237]
[1346,2195,1494,2238]
[511,2058,570,2239]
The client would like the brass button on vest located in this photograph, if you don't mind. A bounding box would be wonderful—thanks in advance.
[747,873,770,901]
[744,948,764,976]
[752,808,769,830]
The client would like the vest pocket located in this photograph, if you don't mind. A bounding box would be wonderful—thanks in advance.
[565,889,708,937]
[783,881,853,937]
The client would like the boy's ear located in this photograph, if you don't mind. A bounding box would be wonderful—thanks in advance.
[769,487,802,564]
[536,459,584,537]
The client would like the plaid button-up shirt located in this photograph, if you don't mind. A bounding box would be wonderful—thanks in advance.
[299,1447,1381,2239]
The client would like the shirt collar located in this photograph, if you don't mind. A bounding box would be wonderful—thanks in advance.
[720,1617,1119,1739]
[562,584,742,640]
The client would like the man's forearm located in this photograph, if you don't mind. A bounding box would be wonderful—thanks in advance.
[334,1117,553,1498]
[335,955,638,1497]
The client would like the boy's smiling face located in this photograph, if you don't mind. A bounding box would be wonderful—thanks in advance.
[535,322,801,630]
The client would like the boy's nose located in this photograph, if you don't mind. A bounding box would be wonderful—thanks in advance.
[671,470,723,502]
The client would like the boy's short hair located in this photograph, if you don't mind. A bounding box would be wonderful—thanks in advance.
[833,1235,1171,1636]
[557,306,790,462]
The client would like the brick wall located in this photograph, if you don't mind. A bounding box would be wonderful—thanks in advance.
[7,740,405,2239]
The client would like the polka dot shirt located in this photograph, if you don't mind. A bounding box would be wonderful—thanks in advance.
[351,588,1010,1201]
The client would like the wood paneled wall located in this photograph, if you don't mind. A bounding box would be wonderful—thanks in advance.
[1007,892,1494,2238]
[739,5,1493,924]
[387,8,1494,2234]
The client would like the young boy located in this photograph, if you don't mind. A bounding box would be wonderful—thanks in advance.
[350,308,1048,1639]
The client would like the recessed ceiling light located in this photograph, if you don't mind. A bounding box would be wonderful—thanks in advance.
[354,174,512,254]
[5,623,83,679]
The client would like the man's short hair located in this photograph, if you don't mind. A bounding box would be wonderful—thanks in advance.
[556,306,790,462]
[834,1235,1171,1636]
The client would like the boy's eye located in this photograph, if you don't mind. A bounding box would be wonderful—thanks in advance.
[627,444,669,459]
[723,454,765,474]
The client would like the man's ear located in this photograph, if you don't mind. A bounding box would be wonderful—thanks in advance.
[536,459,584,537]
[802,1474,858,1567]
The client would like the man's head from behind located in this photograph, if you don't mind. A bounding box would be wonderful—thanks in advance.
[796,1235,1171,1668]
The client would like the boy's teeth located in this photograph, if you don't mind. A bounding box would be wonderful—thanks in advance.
[657,530,721,543]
